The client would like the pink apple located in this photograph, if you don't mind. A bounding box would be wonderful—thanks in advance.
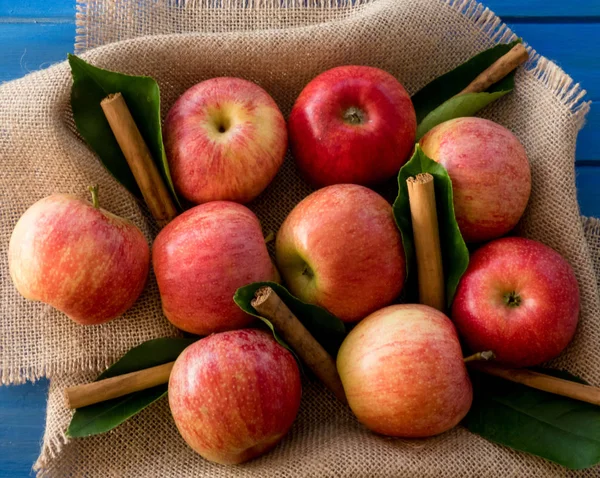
[420,117,531,243]
[8,191,149,325]
[169,329,302,465]
[337,304,473,437]
[288,65,416,187]
[275,184,405,322]
[164,77,287,205]
[153,201,278,335]
[452,237,579,367]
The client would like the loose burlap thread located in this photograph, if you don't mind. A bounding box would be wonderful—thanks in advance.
[0,0,598,475]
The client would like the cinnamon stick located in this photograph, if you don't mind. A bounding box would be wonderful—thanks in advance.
[63,347,600,409]
[64,361,174,409]
[100,92,177,227]
[406,173,445,311]
[251,286,347,404]
[469,362,600,407]
[455,43,529,96]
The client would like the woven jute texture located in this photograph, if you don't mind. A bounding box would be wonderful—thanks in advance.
[0,0,597,475]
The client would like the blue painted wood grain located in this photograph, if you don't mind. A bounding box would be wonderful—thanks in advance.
[0,1,598,477]
[0,23,74,83]
[0,0,74,18]
[485,0,600,18]
[577,166,600,218]
[0,381,49,478]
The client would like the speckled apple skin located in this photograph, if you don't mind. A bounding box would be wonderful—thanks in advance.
[288,65,416,187]
[168,329,302,465]
[337,304,472,437]
[8,194,150,325]
[275,184,405,323]
[420,117,531,243]
[452,237,579,367]
[164,77,287,205]
[153,201,277,335]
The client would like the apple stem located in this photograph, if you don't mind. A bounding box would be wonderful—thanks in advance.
[264,231,275,245]
[343,107,365,125]
[463,350,495,363]
[88,185,100,209]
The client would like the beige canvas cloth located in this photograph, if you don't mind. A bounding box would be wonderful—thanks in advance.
[0,0,598,475]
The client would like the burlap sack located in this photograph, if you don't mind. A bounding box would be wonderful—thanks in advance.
[0,0,598,475]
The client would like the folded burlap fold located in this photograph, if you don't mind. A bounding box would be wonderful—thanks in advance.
[0,0,598,475]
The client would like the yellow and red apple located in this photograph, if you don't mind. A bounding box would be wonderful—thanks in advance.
[9,192,149,325]
[337,304,473,437]
[420,117,531,243]
[168,329,302,465]
[164,77,287,205]
[153,201,278,335]
[275,184,405,322]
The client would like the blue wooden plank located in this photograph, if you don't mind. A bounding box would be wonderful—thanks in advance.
[484,0,600,19]
[0,380,49,478]
[0,0,74,18]
[576,165,600,218]
[0,22,74,83]
[508,23,600,101]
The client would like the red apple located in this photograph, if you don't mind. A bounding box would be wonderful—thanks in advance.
[452,237,579,367]
[8,190,149,325]
[288,65,416,187]
[420,117,531,243]
[153,201,277,335]
[337,304,473,437]
[169,329,302,465]
[164,77,287,205]
[275,184,405,322]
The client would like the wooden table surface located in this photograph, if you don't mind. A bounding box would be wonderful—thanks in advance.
[0,1,598,476]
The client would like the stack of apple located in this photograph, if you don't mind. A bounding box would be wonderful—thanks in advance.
[9,66,579,465]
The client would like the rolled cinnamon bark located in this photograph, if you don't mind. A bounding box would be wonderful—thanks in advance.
[101,92,177,227]
[251,286,348,404]
[468,362,600,406]
[407,173,445,311]
[65,362,174,409]
[455,43,529,96]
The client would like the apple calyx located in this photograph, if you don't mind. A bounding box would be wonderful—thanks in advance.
[503,291,522,308]
[88,185,100,209]
[301,263,314,280]
[343,107,366,125]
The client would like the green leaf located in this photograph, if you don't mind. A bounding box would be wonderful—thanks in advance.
[392,145,469,306]
[68,54,181,208]
[67,337,197,438]
[412,40,520,139]
[416,90,510,140]
[234,281,346,357]
[466,370,600,470]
